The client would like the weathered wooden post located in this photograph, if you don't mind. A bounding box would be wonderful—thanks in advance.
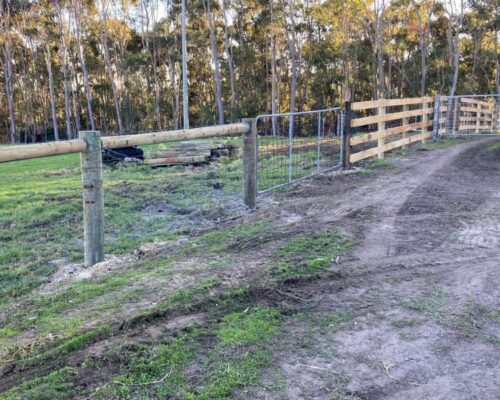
[79,131,104,267]
[377,102,386,159]
[341,102,352,170]
[242,118,257,209]
[494,98,500,133]
[475,102,481,133]
[432,96,442,140]
[422,101,429,144]
[402,104,410,150]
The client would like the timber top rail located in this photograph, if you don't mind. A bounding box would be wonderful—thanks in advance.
[0,123,249,164]
[0,121,255,267]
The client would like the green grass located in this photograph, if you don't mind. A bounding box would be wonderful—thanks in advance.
[421,138,463,150]
[87,306,282,399]
[366,158,395,170]
[274,231,354,280]
[217,306,281,345]
[0,141,357,399]
[257,137,340,192]
[0,149,245,303]
[486,142,500,152]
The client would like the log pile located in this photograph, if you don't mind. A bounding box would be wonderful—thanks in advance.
[144,140,239,167]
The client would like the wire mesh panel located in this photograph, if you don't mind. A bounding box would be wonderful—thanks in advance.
[256,108,342,193]
[438,95,500,136]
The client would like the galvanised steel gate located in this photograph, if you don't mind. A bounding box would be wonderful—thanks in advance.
[255,107,343,193]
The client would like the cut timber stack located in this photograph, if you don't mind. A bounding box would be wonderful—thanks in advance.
[145,140,239,167]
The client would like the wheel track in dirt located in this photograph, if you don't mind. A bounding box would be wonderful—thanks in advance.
[2,139,500,398]
[267,138,500,400]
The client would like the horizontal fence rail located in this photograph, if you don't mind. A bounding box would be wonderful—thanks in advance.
[1,94,498,267]
[437,95,500,136]
[255,107,342,193]
[0,122,253,267]
[0,123,249,164]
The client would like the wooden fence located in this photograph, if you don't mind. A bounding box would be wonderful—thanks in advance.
[438,96,498,135]
[343,96,435,168]
[0,122,255,267]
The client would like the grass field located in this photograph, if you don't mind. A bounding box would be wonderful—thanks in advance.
[1,137,473,399]
[0,138,355,398]
[0,144,246,302]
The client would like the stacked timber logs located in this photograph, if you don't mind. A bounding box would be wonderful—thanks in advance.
[145,140,239,167]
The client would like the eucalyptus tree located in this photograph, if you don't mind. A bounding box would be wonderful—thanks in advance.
[202,0,224,124]
[72,0,96,131]
[0,1,17,143]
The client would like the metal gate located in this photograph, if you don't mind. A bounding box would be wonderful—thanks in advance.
[255,107,343,193]
[437,94,500,136]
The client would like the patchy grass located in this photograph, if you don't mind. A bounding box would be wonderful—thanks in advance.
[0,147,247,303]
[400,289,500,342]
[0,141,357,399]
[366,158,395,171]
[421,138,463,150]
[217,306,281,345]
[486,142,500,152]
[319,310,355,335]
[274,231,354,280]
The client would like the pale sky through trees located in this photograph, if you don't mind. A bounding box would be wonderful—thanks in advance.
[0,0,498,143]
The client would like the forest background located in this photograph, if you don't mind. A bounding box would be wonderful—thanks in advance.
[0,0,498,143]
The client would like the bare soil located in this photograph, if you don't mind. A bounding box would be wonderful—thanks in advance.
[250,138,500,399]
[2,139,500,399]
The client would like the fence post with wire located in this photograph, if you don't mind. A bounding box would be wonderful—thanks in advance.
[0,123,250,266]
[255,107,343,193]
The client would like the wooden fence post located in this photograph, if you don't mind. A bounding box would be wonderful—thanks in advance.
[475,102,481,133]
[79,131,104,267]
[242,118,257,209]
[377,103,386,159]
[494,98,500,133]
[402,104,409,150]
[422,102,429,144]
[341,101,352,170]
[432,96,442,140]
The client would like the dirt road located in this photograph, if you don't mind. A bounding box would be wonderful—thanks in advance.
[1,138,499,399]
[253,138,500,399]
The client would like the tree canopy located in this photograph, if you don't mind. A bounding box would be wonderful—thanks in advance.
[0,0,498,143]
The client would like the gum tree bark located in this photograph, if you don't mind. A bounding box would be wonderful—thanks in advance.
[74,0,96,131]
[203,0,225,125]
[44,44,60,141]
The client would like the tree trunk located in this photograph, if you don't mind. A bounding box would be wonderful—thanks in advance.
[204,0,225,125]
[449,17,461,96]
[74,2,96,131]
[45,44,60,141]
[221,0,237,121]
[494,29,499,95]
[181,0,189,128]
[56,0,73,139]
[411,0,428,97]
[288,0,298,136]
[270,3,277,135]
[171,63,180,130]
[2,10,16,144]
[70,61,82,133]
[374,0,385,99]
[99,4,124,135]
